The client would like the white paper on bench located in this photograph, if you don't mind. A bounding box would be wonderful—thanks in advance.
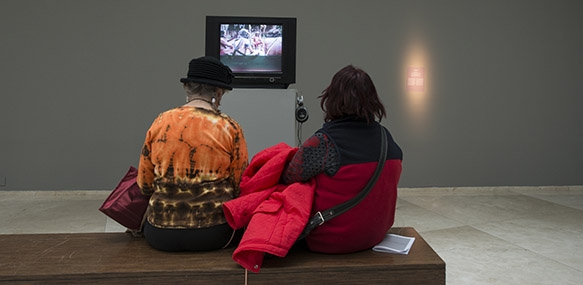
[372,234,415,255]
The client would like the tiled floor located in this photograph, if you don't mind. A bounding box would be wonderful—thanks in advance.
[1,186,582,284]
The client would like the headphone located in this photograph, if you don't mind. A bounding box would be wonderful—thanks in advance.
[295,95,309,123]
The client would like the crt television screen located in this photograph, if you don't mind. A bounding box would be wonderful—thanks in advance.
[219,23,283,73]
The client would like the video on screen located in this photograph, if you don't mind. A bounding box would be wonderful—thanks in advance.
[219,23,283,73]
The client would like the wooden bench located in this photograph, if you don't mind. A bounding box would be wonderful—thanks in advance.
[0,227,445,284]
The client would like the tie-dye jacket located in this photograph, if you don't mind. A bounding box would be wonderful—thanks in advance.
[137,106,248,229]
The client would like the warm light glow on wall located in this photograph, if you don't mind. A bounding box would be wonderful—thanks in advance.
[404,40,429,98]
[402,31,431,135]
[407,66,425,93]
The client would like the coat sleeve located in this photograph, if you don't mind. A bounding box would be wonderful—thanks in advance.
[222,143,297,228]
[223,189,275,229]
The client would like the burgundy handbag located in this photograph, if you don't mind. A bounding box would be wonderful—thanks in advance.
[99,166,150,231]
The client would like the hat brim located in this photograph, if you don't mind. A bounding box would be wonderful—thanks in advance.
[180,77,233,90]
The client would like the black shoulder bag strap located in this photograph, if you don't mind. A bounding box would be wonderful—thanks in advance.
[300,126,388,240]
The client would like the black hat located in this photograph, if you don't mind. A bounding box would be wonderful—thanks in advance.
[180,56,234,90]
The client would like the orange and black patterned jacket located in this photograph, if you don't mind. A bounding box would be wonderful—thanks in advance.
[137,106,248,229]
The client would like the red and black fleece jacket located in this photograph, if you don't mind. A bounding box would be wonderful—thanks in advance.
[282,117,403,253]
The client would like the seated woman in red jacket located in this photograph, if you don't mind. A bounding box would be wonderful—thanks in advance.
[282,65,403,254]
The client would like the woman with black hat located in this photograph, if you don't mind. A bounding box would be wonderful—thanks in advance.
[136,56,248,251]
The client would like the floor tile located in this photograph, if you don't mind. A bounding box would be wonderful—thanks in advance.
[510,186,583,210]
[400,191,575,225]
[394,198,465,232]
[0,197,106,234]
[473,210,583,271]
[421,226,583,285]
[105,217,127,232]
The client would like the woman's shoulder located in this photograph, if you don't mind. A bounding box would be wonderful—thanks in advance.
[218,112,244,130]
[320,118,377,135]
[158,106,189,117]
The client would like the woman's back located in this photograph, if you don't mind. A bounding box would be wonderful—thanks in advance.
[306,119,402,253]
[138,106,247,229]
[283,64,403,253]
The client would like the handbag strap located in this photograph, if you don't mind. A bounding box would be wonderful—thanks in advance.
[300,126,388,239]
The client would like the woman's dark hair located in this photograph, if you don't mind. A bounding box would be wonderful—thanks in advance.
[319,65,386,123]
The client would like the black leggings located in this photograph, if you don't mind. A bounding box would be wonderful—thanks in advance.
[143,221,241,252]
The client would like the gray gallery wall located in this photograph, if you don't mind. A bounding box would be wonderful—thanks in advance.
[1,0,582,190]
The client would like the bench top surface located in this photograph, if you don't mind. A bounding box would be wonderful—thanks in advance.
[0,227,444,279]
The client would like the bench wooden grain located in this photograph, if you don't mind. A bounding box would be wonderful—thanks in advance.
[0,227,445,284]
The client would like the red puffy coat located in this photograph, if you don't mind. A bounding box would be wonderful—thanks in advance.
[223,143,316,273]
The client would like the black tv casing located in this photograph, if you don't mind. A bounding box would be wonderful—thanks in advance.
[205,16,297,89]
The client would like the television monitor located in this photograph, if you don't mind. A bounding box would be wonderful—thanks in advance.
[205,16,297,89]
